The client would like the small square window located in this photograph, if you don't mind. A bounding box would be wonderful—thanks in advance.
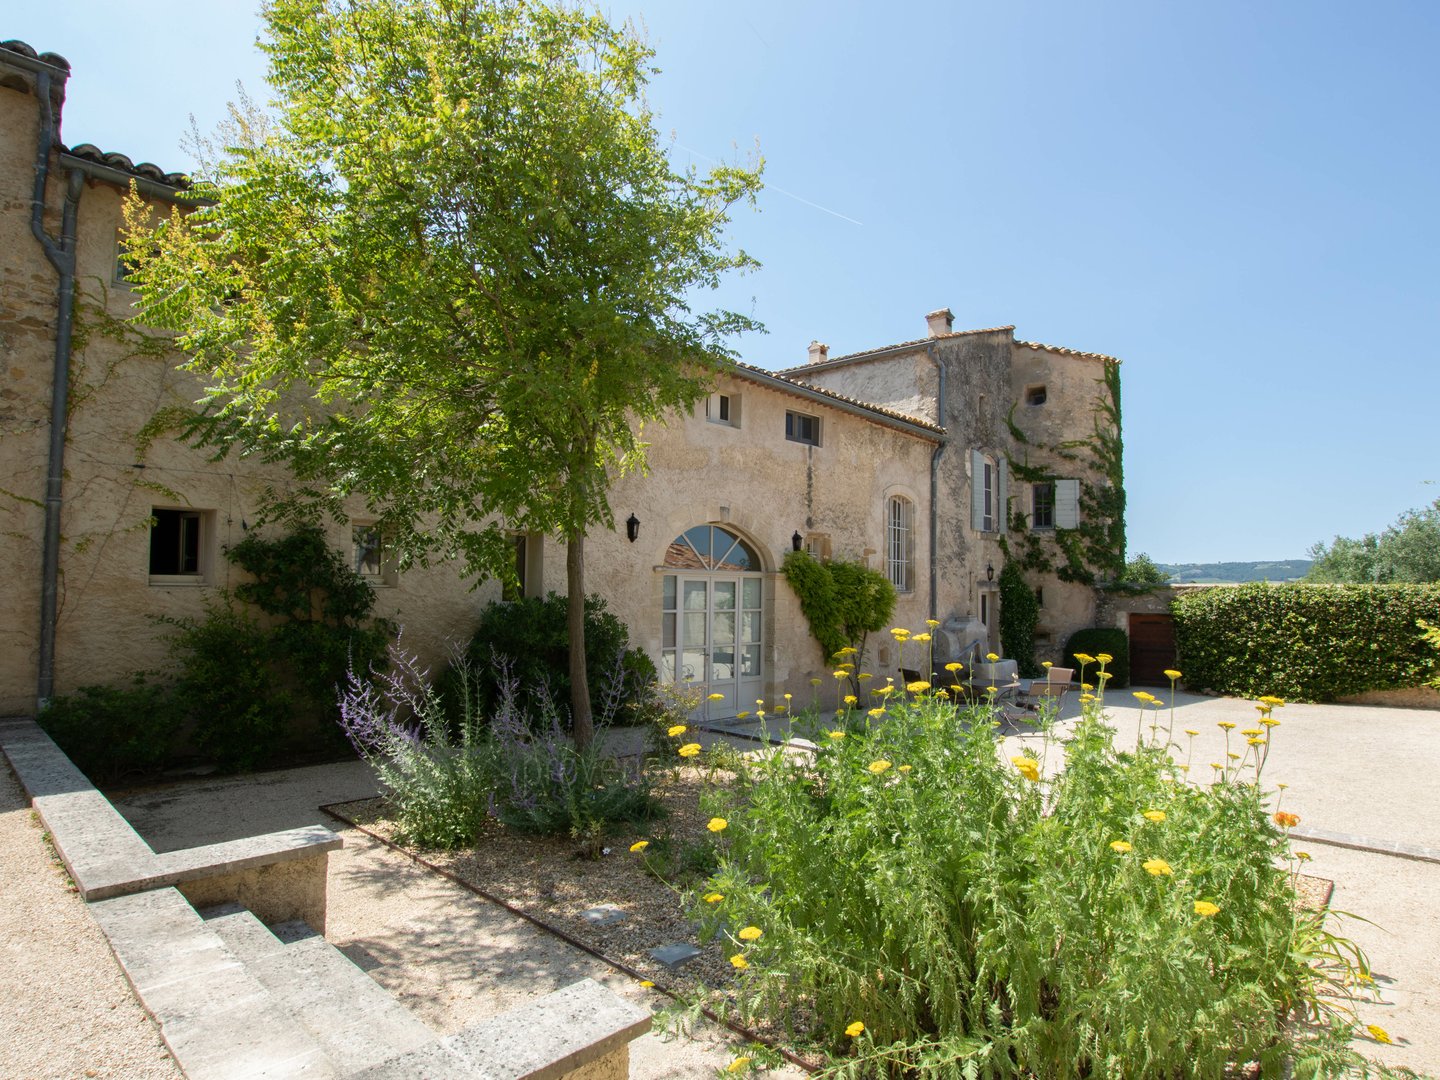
[785,410,821,447]
[149,508,210,581]
[1025,385,1047,406]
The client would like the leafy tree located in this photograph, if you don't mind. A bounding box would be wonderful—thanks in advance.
[1306,498,1440,584]
[123,0,762,745]
[1120,552,1170,588]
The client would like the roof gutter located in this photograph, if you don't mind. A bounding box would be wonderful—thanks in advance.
[27,58,80,709]
[58,150,189,202]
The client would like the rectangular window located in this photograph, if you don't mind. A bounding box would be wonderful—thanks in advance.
[785,410,821,446]
[1032,482,1056,530]
[149,509,204,577]
[706,392,740,427]
[886,497,913,592]
[352,525,386,579]
[982,459,996,532]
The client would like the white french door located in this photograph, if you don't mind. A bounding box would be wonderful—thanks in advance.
[661,574,763,722]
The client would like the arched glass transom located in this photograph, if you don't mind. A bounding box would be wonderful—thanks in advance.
[664,525,759,573]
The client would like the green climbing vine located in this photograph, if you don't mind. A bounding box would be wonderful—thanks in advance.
[997,561,1040,677]
[1002,362,1125,587]
[781,551,896,692]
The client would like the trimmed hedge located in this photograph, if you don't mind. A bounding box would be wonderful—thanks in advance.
[1064,627,1130,688]
[1172,583,1440,701]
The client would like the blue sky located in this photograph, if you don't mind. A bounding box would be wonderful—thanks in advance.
[11,1,1439,562]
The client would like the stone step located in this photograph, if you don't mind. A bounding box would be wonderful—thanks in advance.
[203,906,434,1076]
[90,889,338,1079]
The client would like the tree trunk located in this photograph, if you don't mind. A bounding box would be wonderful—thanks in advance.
[567,533,593,748]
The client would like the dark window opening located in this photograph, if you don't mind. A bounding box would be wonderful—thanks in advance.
[785,411,820,446]
[150,509,202,575]
[1032,482,1056,530]
[1026,385,1047,406]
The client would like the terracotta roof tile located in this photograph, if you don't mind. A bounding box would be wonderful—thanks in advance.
[774,325,1017,374]
[1014,340,1121,364]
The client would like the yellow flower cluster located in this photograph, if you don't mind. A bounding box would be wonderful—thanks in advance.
[1142,810,1166,823]
[867,760,892,775]
[667,724,687,737]
[1193,900,1220,917]
[678,743,701,758]
[845,1021,865,1037]
[905,680,931,693]
[738,926,763,941]
[1010,756,1040,783]
[703,892,724,903]
[1142,858,1173,877]
[707,817,728,833]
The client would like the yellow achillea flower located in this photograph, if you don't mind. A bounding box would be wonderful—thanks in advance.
[891,628,911,641]
[810,678,823,687]
[906,680,931,693]
[1259,695,1286,708]
[1079,694,1097,704]
[784,693,793,701]
[846,1022,865,1038]
[736,711,750,719]
[727,1057,752,1073]
[1097,653,1113,664]
[833,670,849,680]
[1081,682,1094,691]
[1132,691,1155,703]
[1041,661,1053,669]
[827,730,846,740]
[1164,669,1182,680]
[867,707,886,719]
[1227,752,1241,761]
[858,672,874,681]
[1011,756,1041,782]
[1142,858,1173,876]
[1217,721,1236,730]
[668,724,687,737]
[874,684,895,697]
[1260,717,1280,727]
[704,892,724,903]
[1184,729,1199,737]
[678,743,702,758]
[1194,900,1220,917]
[708,692,725,701]
[836,646,859,657]
[1097,671,1113,681]
[1110,840,1133,853]
[926,619,941,628]
[945,661,964,672]
[1296,851,1312,861]
[1211,762,1223,770]
[639,979,655,987]
[986,652,1000,662]
[844,695,858,706]
[913,633,931,643]
[1143,810,1166,823]
[1366,1025,1393,1045]
[1074,653,1095,665]
[707,817,728,833]
[730,954,749,970]
[1241,728,1262,737]
[867,760,893,775]
[738,926,763,941]
[898,764,912,773]
[630,840,649,852]
[1247,737,1266,746]
[756,710,766,719]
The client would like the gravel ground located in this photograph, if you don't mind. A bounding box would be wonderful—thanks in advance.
[0,763,180,1080]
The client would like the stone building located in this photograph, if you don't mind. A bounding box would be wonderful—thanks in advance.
[0,40,1124,721]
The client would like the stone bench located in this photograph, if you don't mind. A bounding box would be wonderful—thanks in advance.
[0,717,341,930]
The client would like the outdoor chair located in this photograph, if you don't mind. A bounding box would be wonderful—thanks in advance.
[1026,666,1074,710]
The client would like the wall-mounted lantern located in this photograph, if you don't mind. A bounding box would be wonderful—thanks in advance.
[986,562,995,582]
[792,531,803,552]
[626,513,640,543]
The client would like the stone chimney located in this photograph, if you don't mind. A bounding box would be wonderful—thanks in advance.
[807,340,829,365]
[925,308,955,337]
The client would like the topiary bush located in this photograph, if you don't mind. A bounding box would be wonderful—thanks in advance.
[1065,626,1130,687]
[1173,582,1440,701]
[37,676,184,785]
[445,592,655,731]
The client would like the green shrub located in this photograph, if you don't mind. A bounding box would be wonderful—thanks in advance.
[782,551,896,680]
[1065,626,1130,687]
[342,643,660,850]
[687,694,1379,1078]
[443,592,655,731]
[1173,582,1440,701]
[37,677,184,784]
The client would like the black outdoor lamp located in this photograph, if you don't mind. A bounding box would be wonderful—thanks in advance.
[986,562,995,582]
[626,513,640,543]
[792,531,803,552]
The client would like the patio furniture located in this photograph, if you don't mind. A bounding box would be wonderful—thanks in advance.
[1022,666,1074,710]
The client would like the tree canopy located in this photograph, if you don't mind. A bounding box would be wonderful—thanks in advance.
[124,0,763,741]
[1305,498,1440,584]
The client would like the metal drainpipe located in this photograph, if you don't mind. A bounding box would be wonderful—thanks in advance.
[927,343,947,621]
[29,65,82,708]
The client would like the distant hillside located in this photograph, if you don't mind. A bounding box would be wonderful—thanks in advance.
[1157,560,1312,584]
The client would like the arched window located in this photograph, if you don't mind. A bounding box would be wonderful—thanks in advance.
[664,525,759,572]
[886,496,913,592]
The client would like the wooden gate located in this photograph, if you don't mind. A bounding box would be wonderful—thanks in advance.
[1129,614,1177,687]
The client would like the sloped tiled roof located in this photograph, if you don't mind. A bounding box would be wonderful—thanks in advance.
[729,361,944,438]
[2,40,189,191]
[1015,339,1120,364]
